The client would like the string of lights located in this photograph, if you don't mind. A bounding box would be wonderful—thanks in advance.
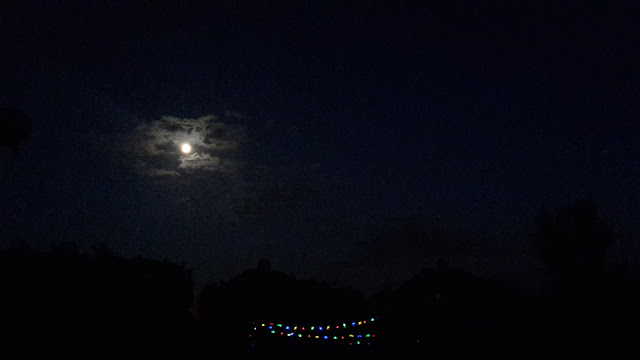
[257,317,378,331]
[249,317,379,346]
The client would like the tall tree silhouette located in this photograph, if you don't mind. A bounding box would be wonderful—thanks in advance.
[533,198,615,288]
[0,107,32,159]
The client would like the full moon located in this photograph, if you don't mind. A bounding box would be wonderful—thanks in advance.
[181,143,191,153]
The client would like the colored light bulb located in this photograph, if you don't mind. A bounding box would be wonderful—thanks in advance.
[357,341,360,345]
[366,334,370,337]
[371,318,374,322]
[268,326,273,329]
[343,323,346,328]
[285,326,290,330]
[302,327,305,331]
[319,327,323,331]
[358,321,362,325]
[311,326,314,331]
[277,324,282,327]
[298,334,302,338]
[324,336,328,340]
[293,326,297,330]
[271,330,275,334]
[261,323,265,327]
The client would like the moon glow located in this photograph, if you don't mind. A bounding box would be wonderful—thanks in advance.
[181,143,191,153]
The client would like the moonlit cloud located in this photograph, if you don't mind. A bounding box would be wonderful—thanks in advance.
[129,115,244,176]
[115,112,320,225]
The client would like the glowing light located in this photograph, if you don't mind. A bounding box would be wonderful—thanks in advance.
[269,323,274,325]
[311,327,314,331]
[271,330,275,334]
[302,327,305,331]
[308,335,311,338]
[315,336,319,339]
[357,341,360,345]
[352,322,356,326]
[261,324,265,327]
[285,326,290,330]
[268,326,273,329]
[280,332,284,335]
[349,343,353,346]
[298,334,302,338]
[349,334,354,338]
[372,334,376,338]
[371,318,375,322]
[277,324,282,327]
[366,334,370,337]
[181,143,191,153]
[324,336,328,340]
[343,323,346,328]
[319,327,323,331]
[357,335,362,338]
[333,336,338,340]
[336,326,340,329]
[358,321,362,325]
[363,321,366,324]
[341,336,344,339]
[293,326,297,330]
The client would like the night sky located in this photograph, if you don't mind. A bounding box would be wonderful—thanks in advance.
[1,1,639,294]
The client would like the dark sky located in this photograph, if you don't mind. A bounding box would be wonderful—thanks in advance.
[1,1,639,294]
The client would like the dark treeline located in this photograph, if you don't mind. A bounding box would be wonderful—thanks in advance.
[0,243,194,359]
[2,199,640,359]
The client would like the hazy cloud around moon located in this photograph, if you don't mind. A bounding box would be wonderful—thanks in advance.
[129,115,244,177]
[112,112,321,224]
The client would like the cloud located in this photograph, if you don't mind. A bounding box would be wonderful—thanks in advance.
[113,112,321,225]
[147,169,181,177]
[128,114,244,176]
[220,184,320,222]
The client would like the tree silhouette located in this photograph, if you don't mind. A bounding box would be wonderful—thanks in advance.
[533,197,615,288]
